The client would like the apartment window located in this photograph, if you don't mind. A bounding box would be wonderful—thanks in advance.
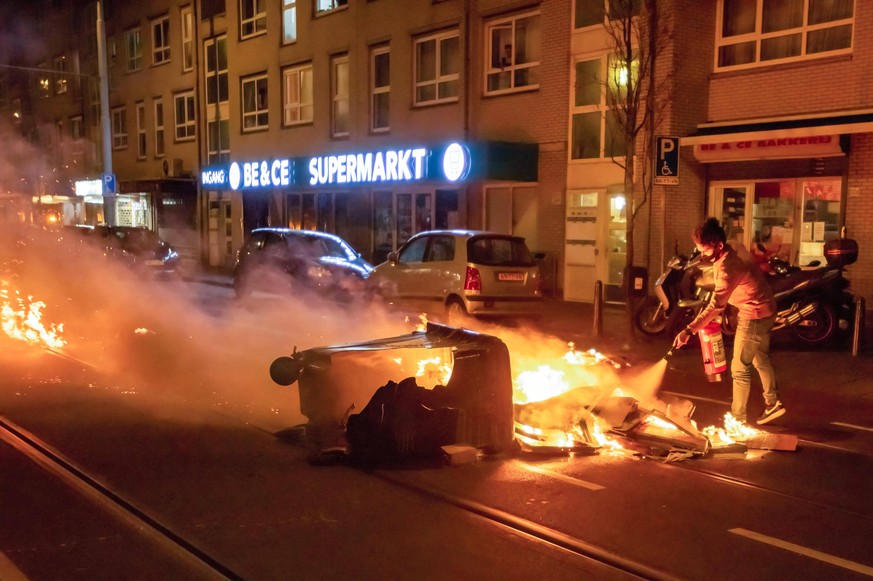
[316,0,348,15]
[53,56,67,95]
[152,16,170,65]
[574,0,641,28]
[282,0,297,44]
[208,119,230,164]
[485,11,541,94]
[331,54,349,137]
[414,30,459,105]
[283,63,313,126]
[240,0,267,38]
[181,6,194,71]
[70,116,83,140]
[717,0,854,70]
[154,98,165,157]
[370,47,390,132]
[36,61,51,98]
[135,102,146,159]
[242,74,269,131]
[126,28,143,72]
[570,54,628,159]
[111,107,128,149]
[174,91,196,140]
[205,36,229,105]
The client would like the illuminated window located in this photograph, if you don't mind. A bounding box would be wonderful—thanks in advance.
[485,11,540,94]
[152,15,170,65]
[181,6,194,71]
[282,0,297,44]
[570,53,630,160]
[716,0,854,70]
[331,54,349,137]
[126,29,143,72]
[242,74,269,131]
[174,91,196,140]
[283,63,313,126]
[111,107,128,150]
[315,0,348,16]
[370,46,390,132]
[53,56,67,95]
[414,30,459,105]
[240,0,267,38]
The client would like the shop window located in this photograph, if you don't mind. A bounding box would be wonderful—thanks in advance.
[799,179,841,266]
[373,191,393,263]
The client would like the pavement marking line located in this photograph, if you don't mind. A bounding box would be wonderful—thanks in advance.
[832,421,873,433]
[0,551,28,581]
[514,460,606,491]
[661,391,730,406]
[729,528,873,577]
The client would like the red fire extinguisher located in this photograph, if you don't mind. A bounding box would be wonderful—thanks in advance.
[699,320,727,382]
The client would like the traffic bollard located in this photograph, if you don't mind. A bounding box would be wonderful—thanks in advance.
[593,280,603,338]
[852,296,865,357]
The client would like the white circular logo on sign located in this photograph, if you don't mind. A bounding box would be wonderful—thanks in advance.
[229,162,241,190]
[443,142,469,182]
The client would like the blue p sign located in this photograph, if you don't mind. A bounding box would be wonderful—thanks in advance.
[102,173,116,194]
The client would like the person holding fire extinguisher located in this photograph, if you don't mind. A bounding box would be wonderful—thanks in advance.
[672,217,786,425]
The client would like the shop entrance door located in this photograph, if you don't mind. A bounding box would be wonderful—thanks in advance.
[604,192,627,303]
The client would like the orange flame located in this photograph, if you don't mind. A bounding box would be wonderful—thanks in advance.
[1,285,66,349]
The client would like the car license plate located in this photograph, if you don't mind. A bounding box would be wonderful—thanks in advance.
[145,259,164,266]
[498,272,524,281]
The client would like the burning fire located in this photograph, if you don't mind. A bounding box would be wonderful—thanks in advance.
[1,284,66,350]
[702,413,765,447]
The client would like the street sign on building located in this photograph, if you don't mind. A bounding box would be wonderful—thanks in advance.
[654,136,679,186]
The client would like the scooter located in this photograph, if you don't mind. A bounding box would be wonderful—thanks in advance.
[635,247,732,337]
[758,239,857,345]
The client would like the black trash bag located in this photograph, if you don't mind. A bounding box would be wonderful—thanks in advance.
[346,376,458,467]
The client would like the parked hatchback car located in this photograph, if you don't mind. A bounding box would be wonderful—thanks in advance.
[367,230,543,324]
[63,224,181,277]
[233,228,373,299]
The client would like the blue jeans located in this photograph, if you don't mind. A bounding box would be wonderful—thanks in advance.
[730,314,778,422]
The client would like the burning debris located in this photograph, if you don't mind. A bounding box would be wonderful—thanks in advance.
[270,322,796,467]
[1,282,66,349]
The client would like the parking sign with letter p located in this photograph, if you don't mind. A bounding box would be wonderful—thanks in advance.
[654,136,679,185]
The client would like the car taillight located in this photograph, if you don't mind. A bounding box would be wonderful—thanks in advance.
[464,266,482,291]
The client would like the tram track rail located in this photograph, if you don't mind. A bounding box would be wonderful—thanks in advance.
[0,415,241,581]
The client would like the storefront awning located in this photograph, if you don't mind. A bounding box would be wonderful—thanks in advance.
[682,109,873,145]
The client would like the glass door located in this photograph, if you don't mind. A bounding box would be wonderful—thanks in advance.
[605,192,627,302]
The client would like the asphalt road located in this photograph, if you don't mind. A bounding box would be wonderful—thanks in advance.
[2,279,873,580]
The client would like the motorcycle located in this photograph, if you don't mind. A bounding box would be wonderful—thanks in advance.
[635,247,733,337]
[757,238,857,345]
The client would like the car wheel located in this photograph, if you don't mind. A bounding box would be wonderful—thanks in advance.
[446,299,468,327]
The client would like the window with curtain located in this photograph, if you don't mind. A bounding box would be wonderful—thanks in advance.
[717,0,854,70]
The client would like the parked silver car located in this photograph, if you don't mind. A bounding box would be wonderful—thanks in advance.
[367,230,543,324]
